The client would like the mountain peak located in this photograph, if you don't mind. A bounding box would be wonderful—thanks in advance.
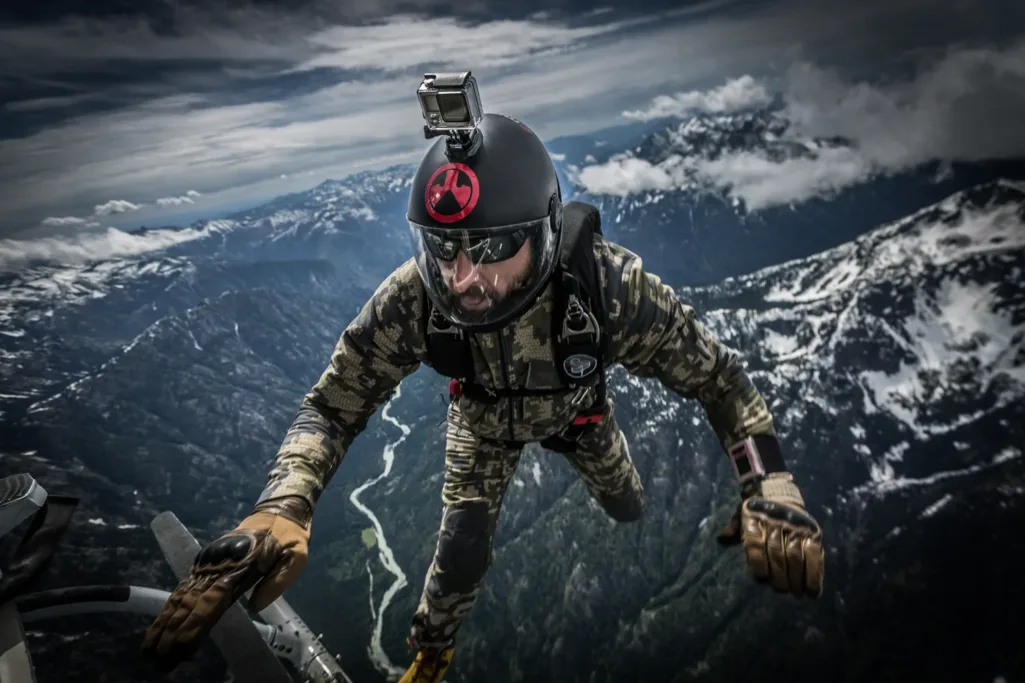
[708,178,1025,310]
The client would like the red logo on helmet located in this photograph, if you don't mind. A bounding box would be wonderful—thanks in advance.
[425,163,480,223]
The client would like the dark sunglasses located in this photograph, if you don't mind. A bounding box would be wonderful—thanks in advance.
[422,229,530,265]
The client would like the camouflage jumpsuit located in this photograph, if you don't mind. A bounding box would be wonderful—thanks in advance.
[255,235,776,649]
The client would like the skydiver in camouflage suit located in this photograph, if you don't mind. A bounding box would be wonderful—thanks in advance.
[141,111,826,683]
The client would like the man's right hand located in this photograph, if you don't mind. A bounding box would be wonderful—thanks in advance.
[140,496,312,672]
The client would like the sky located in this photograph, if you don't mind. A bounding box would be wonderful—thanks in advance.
[1,0,1023,249]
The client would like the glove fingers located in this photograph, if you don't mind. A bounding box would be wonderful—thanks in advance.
[741,514,770,583]
[142,579,187,636]
[151,604,195,655]
[141,588,185,653]
[151,573,233,666]
[151,571,230,662]
[159,574,211,633]
[784,529,807,598]
[173,597,227,647]
[248,552,308,612]
[803,535,826,599]
[177,572,240,637]
[152,589,205,657]
[765,525,790,593]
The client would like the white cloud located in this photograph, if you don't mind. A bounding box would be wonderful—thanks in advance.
[0,225,215,270]
[155,190,202,207]
[40,216,87,227]
[93,199,144,216]
[693,147,877,210]
[290,14,652,73]
[578,157,682,195]
[622,75,772,120]
[579,35,1025,210]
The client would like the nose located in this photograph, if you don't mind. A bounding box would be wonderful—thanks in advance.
[449,251,482,294]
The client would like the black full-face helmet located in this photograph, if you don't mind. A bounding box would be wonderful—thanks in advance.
[407,113,562,331]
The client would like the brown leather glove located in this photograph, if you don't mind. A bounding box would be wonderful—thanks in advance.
[717,472,825,599]
[140,496,312,671]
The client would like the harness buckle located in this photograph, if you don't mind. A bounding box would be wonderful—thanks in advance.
[429,308,464,337]
[560,294,599,345]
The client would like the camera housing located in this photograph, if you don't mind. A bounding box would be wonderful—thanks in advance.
[417,71,485,157]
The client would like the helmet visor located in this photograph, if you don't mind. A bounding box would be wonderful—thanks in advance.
[408,215,558,328]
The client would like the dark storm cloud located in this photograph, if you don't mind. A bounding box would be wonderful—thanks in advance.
[0,0,734,140]
[0,0,742,26]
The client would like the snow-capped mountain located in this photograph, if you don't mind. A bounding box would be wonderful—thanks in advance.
[564,108,1025,290]
[699,177,1025,472]
[557,108,848,190]
[0,167,416,427]
[0,165,416,338]
[220,166,414,261]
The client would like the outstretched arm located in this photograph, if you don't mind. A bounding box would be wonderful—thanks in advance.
[606,246,774,454]
[256,261,427,512]
[603,242,824,598]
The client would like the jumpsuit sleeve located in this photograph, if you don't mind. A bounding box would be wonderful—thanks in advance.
[255,260,427,510]
[602,242,776,451]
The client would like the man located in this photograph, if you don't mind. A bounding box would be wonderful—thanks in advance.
[141,113,825,683]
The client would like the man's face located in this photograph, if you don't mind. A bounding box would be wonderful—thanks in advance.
[439,238,533,313]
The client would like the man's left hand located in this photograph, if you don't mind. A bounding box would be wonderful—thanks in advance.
[717,472,825,599]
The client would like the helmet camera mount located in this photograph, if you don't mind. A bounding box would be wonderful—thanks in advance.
[417,71,484,160]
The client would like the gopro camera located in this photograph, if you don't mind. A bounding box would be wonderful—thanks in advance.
[417,72,484,152]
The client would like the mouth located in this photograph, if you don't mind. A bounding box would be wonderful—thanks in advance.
[458,293,490,311]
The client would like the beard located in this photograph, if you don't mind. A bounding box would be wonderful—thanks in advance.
[451,267,532,314]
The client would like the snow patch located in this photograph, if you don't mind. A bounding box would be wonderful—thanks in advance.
[856,447,1022,497]
[761,328,800,357]
[919,494,954,519]
[186,328,203,351]
[860,279,1025,438]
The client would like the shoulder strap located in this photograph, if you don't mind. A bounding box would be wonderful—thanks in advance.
[551,201,606,390]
